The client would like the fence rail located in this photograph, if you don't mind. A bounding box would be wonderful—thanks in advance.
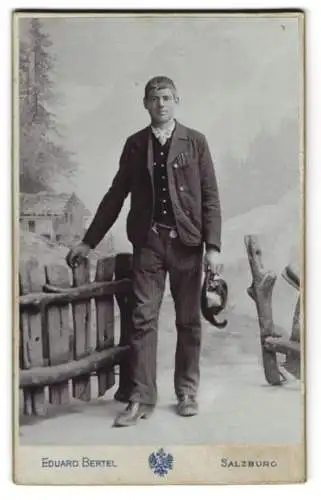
[19,252,133,416]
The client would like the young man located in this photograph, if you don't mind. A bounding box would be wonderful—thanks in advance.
[66,76,222,427]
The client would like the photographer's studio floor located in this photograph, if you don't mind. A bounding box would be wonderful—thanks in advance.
[19,297,302,446]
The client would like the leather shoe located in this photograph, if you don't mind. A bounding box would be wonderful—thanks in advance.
[176,395,198,417]
[113,401,155,427]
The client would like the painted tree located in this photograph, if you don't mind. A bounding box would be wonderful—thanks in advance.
[19,18,77,192]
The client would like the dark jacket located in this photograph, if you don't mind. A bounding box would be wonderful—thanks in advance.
[83,121,221,250]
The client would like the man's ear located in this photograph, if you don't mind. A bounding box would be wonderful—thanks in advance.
[174,95,180,105]
[143,97,148,109]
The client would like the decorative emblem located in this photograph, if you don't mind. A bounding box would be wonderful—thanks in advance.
[148,448,174,477]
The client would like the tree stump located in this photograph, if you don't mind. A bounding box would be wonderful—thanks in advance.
[244,235,283,385]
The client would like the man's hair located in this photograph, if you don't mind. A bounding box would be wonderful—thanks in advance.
[144,76,177,100]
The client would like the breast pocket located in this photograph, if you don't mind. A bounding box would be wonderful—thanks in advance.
[171,155,200,195]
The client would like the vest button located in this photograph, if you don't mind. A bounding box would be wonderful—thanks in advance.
[179,186,184,191]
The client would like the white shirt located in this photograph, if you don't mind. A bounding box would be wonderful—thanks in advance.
[151,120,176,146]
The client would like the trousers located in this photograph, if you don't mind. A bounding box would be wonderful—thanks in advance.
[129,226,203,405]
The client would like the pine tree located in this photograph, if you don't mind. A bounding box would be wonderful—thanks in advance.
[19,18,77,193]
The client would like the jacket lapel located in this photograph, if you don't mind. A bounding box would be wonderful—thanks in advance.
[146,128,154,182]
[131,126,154,183]
[167,121,189,166]
[135,121,189,183]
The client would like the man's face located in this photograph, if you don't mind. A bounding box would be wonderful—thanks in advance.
[144,87,178,125]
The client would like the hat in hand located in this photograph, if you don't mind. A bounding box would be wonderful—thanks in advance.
[201,266,228,329]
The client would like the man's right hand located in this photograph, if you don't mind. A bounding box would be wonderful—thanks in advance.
[66,242,91,268]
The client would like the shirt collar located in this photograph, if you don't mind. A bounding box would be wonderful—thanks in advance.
[151,120,176,145]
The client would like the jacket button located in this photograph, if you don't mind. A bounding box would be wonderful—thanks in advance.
[179,186,184,191]
[173,163,178,168]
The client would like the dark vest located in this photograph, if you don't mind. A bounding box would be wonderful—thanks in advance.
[151,132,176,227]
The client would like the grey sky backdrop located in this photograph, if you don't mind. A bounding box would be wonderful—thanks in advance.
[19,14,302,251]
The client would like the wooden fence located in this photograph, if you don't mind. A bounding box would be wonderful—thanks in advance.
[19,252,134,417]
[19,238,301,418]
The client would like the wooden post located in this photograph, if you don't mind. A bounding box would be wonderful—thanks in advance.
[279,265,301,379]
[282,296,301,379]
[291,297,300,343]
[94,257,116,396]
[244,235,282,386]
[19,320,26,415]
[20,259,47,415]
[114,253,134,402]
[45,264,73,405]
[71,259,92,401]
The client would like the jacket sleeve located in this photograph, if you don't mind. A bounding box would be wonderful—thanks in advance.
[82,140,132,249]
[199,135,222,252]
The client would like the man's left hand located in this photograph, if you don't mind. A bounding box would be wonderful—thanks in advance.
[204,248,222,274]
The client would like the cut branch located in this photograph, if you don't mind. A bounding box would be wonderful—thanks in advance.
[20,346,129,388]
[244,235,282,385]
[281,265,300,291]
[264,337,301,356]
[20,278,132,310]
